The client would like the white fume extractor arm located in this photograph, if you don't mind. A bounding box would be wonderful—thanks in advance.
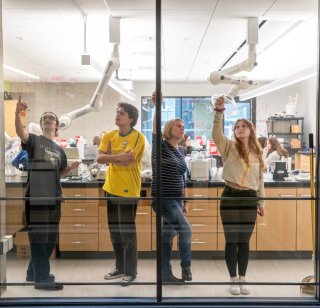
[208,17,259,101]
[59,42,120,129]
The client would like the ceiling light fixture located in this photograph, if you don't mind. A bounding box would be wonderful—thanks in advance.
[3,64,40,79]
[239,65,317,101]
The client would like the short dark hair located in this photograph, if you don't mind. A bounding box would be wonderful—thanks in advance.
[117,102,139,127]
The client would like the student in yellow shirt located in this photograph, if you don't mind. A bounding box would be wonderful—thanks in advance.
[97,102,145,286]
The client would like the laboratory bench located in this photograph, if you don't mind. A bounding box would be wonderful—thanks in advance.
[4,176,313,257]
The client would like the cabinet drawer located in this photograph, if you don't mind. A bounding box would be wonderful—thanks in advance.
[136,206,152,233]
[59,234,98,251]
[191,232,217,250]
[188,216,217,232]
[188,202,217,217]
[60,216,98,233]
[61,202,98,217]
[62,188,99,202]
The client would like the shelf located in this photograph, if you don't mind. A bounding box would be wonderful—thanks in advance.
[267,117,304,121]
[268,132,302,135]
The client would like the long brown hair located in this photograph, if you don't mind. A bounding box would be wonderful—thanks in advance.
[267,136,289,158]
[233,118,264,172]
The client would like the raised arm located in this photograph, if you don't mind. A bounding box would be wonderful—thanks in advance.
[212,97,231,157]
[15,95,29,143]
[151,91,163,134]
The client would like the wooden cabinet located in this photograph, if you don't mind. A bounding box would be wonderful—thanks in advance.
[295,153,316,173]
[6,187,25,235]
[59,187,100,251]
[187,187,218,251]
[257,188,297,251]
[296,188,313,251]
[99,188,152,251]
[217,188,257,251]
[4,99,26,137]
[7,184,313,254]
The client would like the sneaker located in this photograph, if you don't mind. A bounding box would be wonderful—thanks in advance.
[163,274,185,284]
[239,277,250,295]
[182,267,192,281]
[104,268,124,280]
[120,275,136,287]
[26,274,55,282]
[229,277,240,295]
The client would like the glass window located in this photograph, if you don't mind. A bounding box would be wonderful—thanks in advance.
[142,96,253,143]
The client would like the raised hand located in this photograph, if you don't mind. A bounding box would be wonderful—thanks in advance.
[151,91,163,106]
[16,95,28,113]
[214,96,225,110]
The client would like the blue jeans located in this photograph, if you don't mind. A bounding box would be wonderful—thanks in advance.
[152,199,192,276]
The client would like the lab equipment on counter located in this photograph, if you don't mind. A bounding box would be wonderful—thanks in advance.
[273,161,288,181]
[190,159,210,181]
[65,147,80,176]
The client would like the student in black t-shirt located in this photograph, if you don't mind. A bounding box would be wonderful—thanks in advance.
[15,96,79,291]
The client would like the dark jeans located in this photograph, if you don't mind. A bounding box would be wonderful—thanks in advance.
[220,186,258,277]
[106,193,138,277]
[152,199,192,276]
[25,199,61,282]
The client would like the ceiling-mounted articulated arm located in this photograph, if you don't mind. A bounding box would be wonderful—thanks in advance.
[208,17,259,101]
[59,43,120,129]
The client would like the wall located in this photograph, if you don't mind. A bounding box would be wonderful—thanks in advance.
[6,77,317,146]
[8,82,141,144]
[255,76,317,145]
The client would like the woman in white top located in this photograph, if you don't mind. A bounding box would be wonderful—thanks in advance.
[264,136,289,168]
[212,97,265,296]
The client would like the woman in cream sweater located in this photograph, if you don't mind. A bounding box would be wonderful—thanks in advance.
[212,97,265,296]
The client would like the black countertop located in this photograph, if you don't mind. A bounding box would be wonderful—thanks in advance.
[5,176,311,188]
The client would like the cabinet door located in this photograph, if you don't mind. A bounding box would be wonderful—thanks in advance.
[297,188,313,251]
[6,187,25,235]
[257,188,296,251]
[136,205,151,251]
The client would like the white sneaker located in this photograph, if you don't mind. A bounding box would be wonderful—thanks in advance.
[239,277,250,295]
[229,277,240,295]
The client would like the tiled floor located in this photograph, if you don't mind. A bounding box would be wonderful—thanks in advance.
[1,254,315,299]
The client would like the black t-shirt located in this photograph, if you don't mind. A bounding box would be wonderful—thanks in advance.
[22,134,67,200]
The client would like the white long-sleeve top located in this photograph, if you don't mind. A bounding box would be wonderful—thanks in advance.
[212,112,265,207]
[264,150,281,168]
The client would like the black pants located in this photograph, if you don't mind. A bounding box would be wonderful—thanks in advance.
[25,198,61,282]
[220,186,258,277]
[106,193,138,277]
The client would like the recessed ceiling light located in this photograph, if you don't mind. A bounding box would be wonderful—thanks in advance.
[16,36,27,40]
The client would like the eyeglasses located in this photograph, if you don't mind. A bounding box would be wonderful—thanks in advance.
[41,114,57,121]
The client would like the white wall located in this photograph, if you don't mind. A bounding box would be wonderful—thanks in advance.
[255,76,317,146]
[9,82,141,144]
[8,77,317,146]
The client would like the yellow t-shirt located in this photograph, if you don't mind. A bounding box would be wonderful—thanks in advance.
[99,129,145,197]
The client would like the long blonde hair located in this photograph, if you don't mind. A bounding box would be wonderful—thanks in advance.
[233,118,264,172]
